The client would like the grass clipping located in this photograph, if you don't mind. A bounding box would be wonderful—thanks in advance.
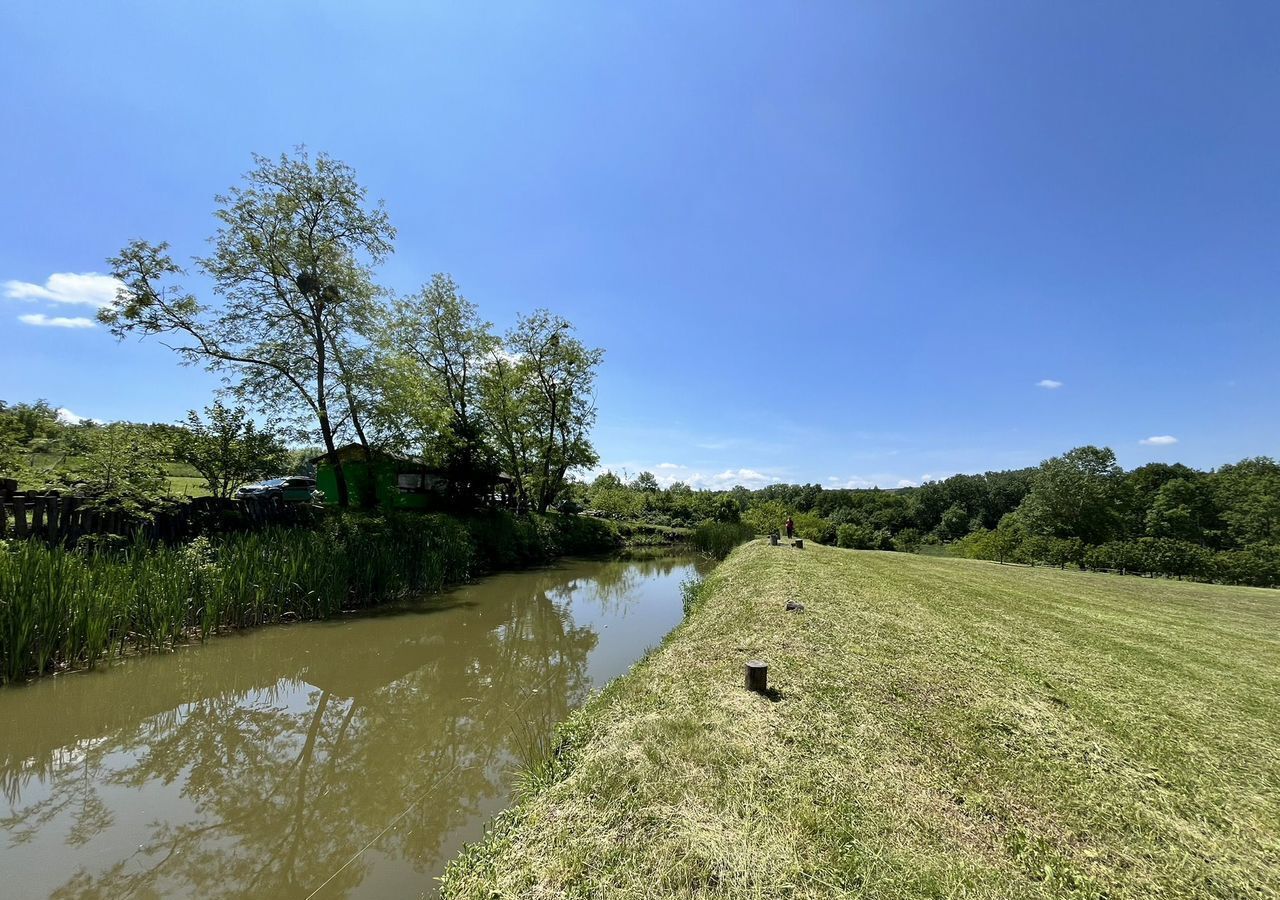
[441,541,1280,899]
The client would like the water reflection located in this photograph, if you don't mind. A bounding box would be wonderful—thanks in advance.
[0,555,704,899]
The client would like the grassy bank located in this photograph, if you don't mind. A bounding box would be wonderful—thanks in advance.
[0,510,618,683]
[441,541,1280,898]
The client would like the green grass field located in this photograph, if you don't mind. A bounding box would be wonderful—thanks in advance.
[442,541,1280,898]
[18,453,212,496]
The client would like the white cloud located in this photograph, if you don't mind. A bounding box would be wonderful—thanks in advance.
[1036,379,1063,389]
[18,313,97,328]
[56,408,101,425]
[896,479,919,488]
[826,476,878,489]
[4,272,121,308]
[1140,435,1178,446]
[598,461,783,490]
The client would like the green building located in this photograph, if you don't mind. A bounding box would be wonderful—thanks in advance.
[311,444,446,509]
[311,444,512,508]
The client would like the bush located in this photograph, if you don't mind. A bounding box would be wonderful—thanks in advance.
[837,523,885,550]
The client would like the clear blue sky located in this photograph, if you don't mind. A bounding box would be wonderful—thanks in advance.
[3,2,1277,488]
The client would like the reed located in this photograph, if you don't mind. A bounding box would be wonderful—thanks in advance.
[688,520,755,559]
[0,510,621,683]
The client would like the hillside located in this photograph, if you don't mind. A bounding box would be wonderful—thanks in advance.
[442,542,1280,898]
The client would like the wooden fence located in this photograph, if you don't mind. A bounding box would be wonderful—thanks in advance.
[0,487,306,545]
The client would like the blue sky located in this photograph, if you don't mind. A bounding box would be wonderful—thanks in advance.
[3,2,1277,489]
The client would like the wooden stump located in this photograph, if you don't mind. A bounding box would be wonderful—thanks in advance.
[794,539,804,549]
[744,660,768,694]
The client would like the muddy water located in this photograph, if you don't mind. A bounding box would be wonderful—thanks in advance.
[0,554,708,899]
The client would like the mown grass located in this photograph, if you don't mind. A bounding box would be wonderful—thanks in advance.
[441,541,1280,899]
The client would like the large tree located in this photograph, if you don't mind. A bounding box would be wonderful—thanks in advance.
[375,274,500,507]
[480,311,602,513]
[1016,445,1124,544]
[101,149,395,507]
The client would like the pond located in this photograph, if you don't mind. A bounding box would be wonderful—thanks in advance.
[0,554,710,899]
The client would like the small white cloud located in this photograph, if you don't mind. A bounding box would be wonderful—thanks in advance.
[5,272,121,308]
[825,476,878,489]
[1036,379,1063,390]
[1140,435,1178,446]
[656,462,680,470]
[56,408,101,425]
[19,313,97,328]
[896,479,919,488]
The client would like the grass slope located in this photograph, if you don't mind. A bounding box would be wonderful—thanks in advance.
[441,541,1280,899]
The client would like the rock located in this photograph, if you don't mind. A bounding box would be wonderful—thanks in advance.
[786,600,805,612]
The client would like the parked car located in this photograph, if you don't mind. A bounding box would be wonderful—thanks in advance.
[235,476,320,503]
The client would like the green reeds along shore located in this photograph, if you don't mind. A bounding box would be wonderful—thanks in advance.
[687,520,754,558]
[0,511,618,684]
[441,540,1280,899]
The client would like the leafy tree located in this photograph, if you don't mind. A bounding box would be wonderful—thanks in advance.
[174,402,290,499]
[1017,446,1123,544]
[376,274,501,508]
[713,496,741,524]
[939,502,971,540]
[631,471,659,493]
[742,499,787,536]
[0,413,26,479]
[61,424,171,515]
[102,149,395,507]
[1213,458,1280,547]
[1145,477,1220,545]
[480,311,603,513]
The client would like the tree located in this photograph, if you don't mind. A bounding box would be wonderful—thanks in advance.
[1017,446,1123,544]
[1145,477,1219,545]
[174,402,289,499]
[102,149,395,507]
[480,311,603,513]
[939,502,971,540]
[375,275,500,508]
[1212,458,1280,547]
[62,424,170,515]
[631,471,660,494]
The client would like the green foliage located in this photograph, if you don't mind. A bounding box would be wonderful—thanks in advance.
[680,576,707,617]
[688,521,753,559]
[0,509,618,683]
[481,310,603,513]
[837,523,889,550]
[742,499,787,537]
[103,149,397,507]
[1018,446,1123,544]
[174,401,289,498]
[58,424,172,516]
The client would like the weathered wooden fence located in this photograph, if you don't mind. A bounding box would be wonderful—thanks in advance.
[0,488,307,545]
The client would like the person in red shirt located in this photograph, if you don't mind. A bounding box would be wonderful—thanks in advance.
[785,516,794,539]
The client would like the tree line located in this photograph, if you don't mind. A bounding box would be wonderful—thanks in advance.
[97,149,601,513]
[574,446,1280,587]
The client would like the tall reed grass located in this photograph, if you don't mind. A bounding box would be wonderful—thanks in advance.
[0,511,615,683]
[688,521,755,559]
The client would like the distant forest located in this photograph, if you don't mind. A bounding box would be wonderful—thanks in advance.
[578,446,1280,588]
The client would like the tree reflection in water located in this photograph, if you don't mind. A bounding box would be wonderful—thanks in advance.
[0,555,703,899]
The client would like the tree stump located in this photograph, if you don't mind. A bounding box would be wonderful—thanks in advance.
[744,660,768,694]
[794,539,804,549]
